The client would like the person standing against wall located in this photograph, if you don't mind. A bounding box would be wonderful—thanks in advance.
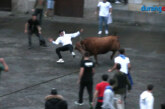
[97,0,112,35]
[32,0,46,24]
[45,0,55,17]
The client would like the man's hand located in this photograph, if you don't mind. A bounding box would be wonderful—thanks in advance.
[108,69,112,72]
[24,29,28,33]
[118,99,122,104]
[48,38,53,42]
[79,29,84,33]
[39,31,42,34]
[0,58,4,63]
[91,102,95,107]
[32,9,35,12]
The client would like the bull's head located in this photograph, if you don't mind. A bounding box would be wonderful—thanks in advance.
[75,41,86,55]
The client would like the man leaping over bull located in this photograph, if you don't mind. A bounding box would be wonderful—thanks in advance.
[49,29,84,63]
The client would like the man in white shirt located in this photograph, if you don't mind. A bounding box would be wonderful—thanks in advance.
[102,79,115,109]
[139,84,154,109]
[108,48,133,86]
[97,0,112,35]
[49,29,83,63]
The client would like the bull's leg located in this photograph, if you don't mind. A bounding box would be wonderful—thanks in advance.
[111,51,116,60]
[94,55,98,65]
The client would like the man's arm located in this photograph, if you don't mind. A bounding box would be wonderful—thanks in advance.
[48,37,60,45]
[128,63,131,72]
[37,26,42,34]
[70,29,83,38]
[77,67,84,84]
[96,7,99,15]
[109,8,112,14]
[0,58,9,72]
[24,23,28,33]
[108,63,117,72]
[92,90,98,106]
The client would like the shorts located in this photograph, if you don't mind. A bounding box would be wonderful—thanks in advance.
[47,1,55,9]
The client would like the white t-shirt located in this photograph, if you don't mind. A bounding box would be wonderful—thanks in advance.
[52,31,80,46]
[97,1,112,17]
[102,88,115,109]
[139,91,154,109]
[114,56,130,74]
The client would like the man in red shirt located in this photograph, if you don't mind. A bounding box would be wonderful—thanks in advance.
[92,74,109,109]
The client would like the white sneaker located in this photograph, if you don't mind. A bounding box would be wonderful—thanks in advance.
[72,52,76,58]
[105,30,109,35]
[56,59,64,63]
[98,31,102,35]
[74,101,84,105]
[115,1,121,3]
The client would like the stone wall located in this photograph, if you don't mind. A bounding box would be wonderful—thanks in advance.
[128,0,164,12]
[12,0,35,13]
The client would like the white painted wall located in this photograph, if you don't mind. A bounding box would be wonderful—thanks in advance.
[12,0,35,13]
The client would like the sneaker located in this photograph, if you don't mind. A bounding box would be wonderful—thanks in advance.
[105,30,109,35]
[98,31,102,35]
[74,101,84,105]
[56,59,64,63]
[115,1,121,3]
[72,52,76,58]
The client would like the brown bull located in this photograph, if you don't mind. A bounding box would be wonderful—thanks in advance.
[75,36,120,64]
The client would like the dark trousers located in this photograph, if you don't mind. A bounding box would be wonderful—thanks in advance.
[56,44,73,59]
[28,31,46,47]
[34,9,43,24]
[95,102,102,109]
[78,81,93,103]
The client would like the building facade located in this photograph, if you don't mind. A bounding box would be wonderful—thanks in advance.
[0,0,164,17]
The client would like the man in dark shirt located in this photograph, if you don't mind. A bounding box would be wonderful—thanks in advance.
[75,52,95,106]
[113,63,131,109]
[25,14,47,49]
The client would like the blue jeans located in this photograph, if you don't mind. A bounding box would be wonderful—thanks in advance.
[127,72,133,86]
[98,16,108,31]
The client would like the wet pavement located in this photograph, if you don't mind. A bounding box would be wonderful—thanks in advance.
[0,16,165,109]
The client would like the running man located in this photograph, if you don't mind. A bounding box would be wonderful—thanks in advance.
[48,29,83,63]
